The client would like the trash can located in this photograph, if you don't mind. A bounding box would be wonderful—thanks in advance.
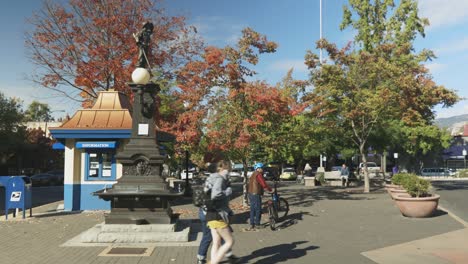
[5,176,32,220]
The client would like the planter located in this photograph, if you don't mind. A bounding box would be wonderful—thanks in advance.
[387,187,407,199]
[385,183,402,189]
[390,189,410,199]
[394,194,440,218]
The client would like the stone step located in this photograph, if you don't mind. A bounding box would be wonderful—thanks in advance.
[101,223,176,232]
[80,222,191,243]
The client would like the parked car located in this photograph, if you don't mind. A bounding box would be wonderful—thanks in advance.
[280,167,297,181]
[246,166,255,178]
[420,168,455,177]
[45,169,64,184]
[229,169,243,182]
[30,173,62,186]
[263,166,280,180]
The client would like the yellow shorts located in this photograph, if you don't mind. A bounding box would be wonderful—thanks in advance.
[207,220,228,229]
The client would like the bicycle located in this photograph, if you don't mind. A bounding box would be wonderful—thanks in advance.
[267,180,289,230]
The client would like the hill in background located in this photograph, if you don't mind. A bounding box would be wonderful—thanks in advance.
[435,114,468,134]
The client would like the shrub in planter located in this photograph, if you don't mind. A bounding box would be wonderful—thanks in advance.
[394,173,438,218]
[402,175,431,198]
[316,172,325,185]
[391,173,413,186]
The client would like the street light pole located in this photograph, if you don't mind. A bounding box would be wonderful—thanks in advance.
[183,101,191,197]
[184,148,190,196]
[393,153,399,173]
[462,149,467,169]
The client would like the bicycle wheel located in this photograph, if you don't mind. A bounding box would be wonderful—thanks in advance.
[268,206,276,231]
[277,197,289,219]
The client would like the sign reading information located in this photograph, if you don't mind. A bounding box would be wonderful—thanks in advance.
[76,142,116,149]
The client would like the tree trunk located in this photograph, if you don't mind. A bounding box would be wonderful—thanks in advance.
[360,143,370,193]
[242,159,249,206]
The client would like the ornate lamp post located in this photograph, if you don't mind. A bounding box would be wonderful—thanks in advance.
[182,101,191,196]
[95,22,182,225]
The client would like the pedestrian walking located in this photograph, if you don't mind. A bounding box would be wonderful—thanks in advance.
[247,162,272,231]
[196,163,239,264]
[204,160,237,264]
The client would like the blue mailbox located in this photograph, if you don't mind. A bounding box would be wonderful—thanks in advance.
[5,176,32,220]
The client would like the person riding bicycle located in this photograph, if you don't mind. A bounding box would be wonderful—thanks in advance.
[247,162,272,231]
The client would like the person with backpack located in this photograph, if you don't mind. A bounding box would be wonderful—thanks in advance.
[194,163,238,264]
[246,162,272,231]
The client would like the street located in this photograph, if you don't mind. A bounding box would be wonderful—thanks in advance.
[432,180,468,223]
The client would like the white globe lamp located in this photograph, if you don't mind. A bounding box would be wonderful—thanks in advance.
[131,67,151,84]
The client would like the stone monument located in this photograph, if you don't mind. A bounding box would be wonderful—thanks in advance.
[94,21,183,225]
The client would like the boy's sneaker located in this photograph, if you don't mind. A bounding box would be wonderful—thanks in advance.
[197,259,207,264]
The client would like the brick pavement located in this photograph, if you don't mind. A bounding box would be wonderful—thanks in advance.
[0,182,465,264]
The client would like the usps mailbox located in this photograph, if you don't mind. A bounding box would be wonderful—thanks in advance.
[5,176,32,220]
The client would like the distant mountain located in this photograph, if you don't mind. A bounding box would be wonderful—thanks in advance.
[435,114,468,132]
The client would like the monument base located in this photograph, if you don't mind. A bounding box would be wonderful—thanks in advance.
[80,220,191,243]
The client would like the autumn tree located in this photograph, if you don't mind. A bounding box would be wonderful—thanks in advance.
[305,0,459,192]
[162,28,292,204]
[26,0,202,107]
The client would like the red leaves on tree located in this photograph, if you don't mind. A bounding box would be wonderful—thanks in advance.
[26,0,202,107]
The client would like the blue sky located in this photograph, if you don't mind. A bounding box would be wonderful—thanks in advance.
[0,0,467,119]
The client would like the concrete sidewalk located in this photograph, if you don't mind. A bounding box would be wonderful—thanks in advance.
[0,182,466,264]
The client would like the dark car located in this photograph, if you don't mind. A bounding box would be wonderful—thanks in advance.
[30,173,63,186]
[263,167,279,181]
[46,170,64,184]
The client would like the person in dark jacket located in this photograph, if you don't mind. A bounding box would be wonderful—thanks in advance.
[247,162,272,231]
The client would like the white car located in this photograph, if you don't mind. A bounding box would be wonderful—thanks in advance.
[229,169,243,182]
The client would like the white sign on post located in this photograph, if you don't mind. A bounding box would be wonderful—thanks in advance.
[138,124,149,135]
[10,191,21,202]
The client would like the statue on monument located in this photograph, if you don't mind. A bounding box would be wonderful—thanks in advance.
[133,21,154,69]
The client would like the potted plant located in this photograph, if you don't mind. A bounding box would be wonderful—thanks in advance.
[393,174,440,218]
[387,173,409,198]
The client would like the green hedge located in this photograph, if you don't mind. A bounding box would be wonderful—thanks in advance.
[457,169,468,178]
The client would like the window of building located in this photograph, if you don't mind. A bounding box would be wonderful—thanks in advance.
[85,151,116,181]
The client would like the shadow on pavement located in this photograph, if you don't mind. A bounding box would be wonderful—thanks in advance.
[431,209,449,217]
[239,241,319,264]
[33,210,83,218]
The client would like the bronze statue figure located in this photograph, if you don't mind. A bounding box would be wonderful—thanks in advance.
[133,21,154,69]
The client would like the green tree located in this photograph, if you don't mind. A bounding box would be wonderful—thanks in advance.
[24,101,52,122]
[0,92,26,166]
[305,0,459,192]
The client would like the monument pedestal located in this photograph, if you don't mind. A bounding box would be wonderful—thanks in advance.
[80,220,192,243]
